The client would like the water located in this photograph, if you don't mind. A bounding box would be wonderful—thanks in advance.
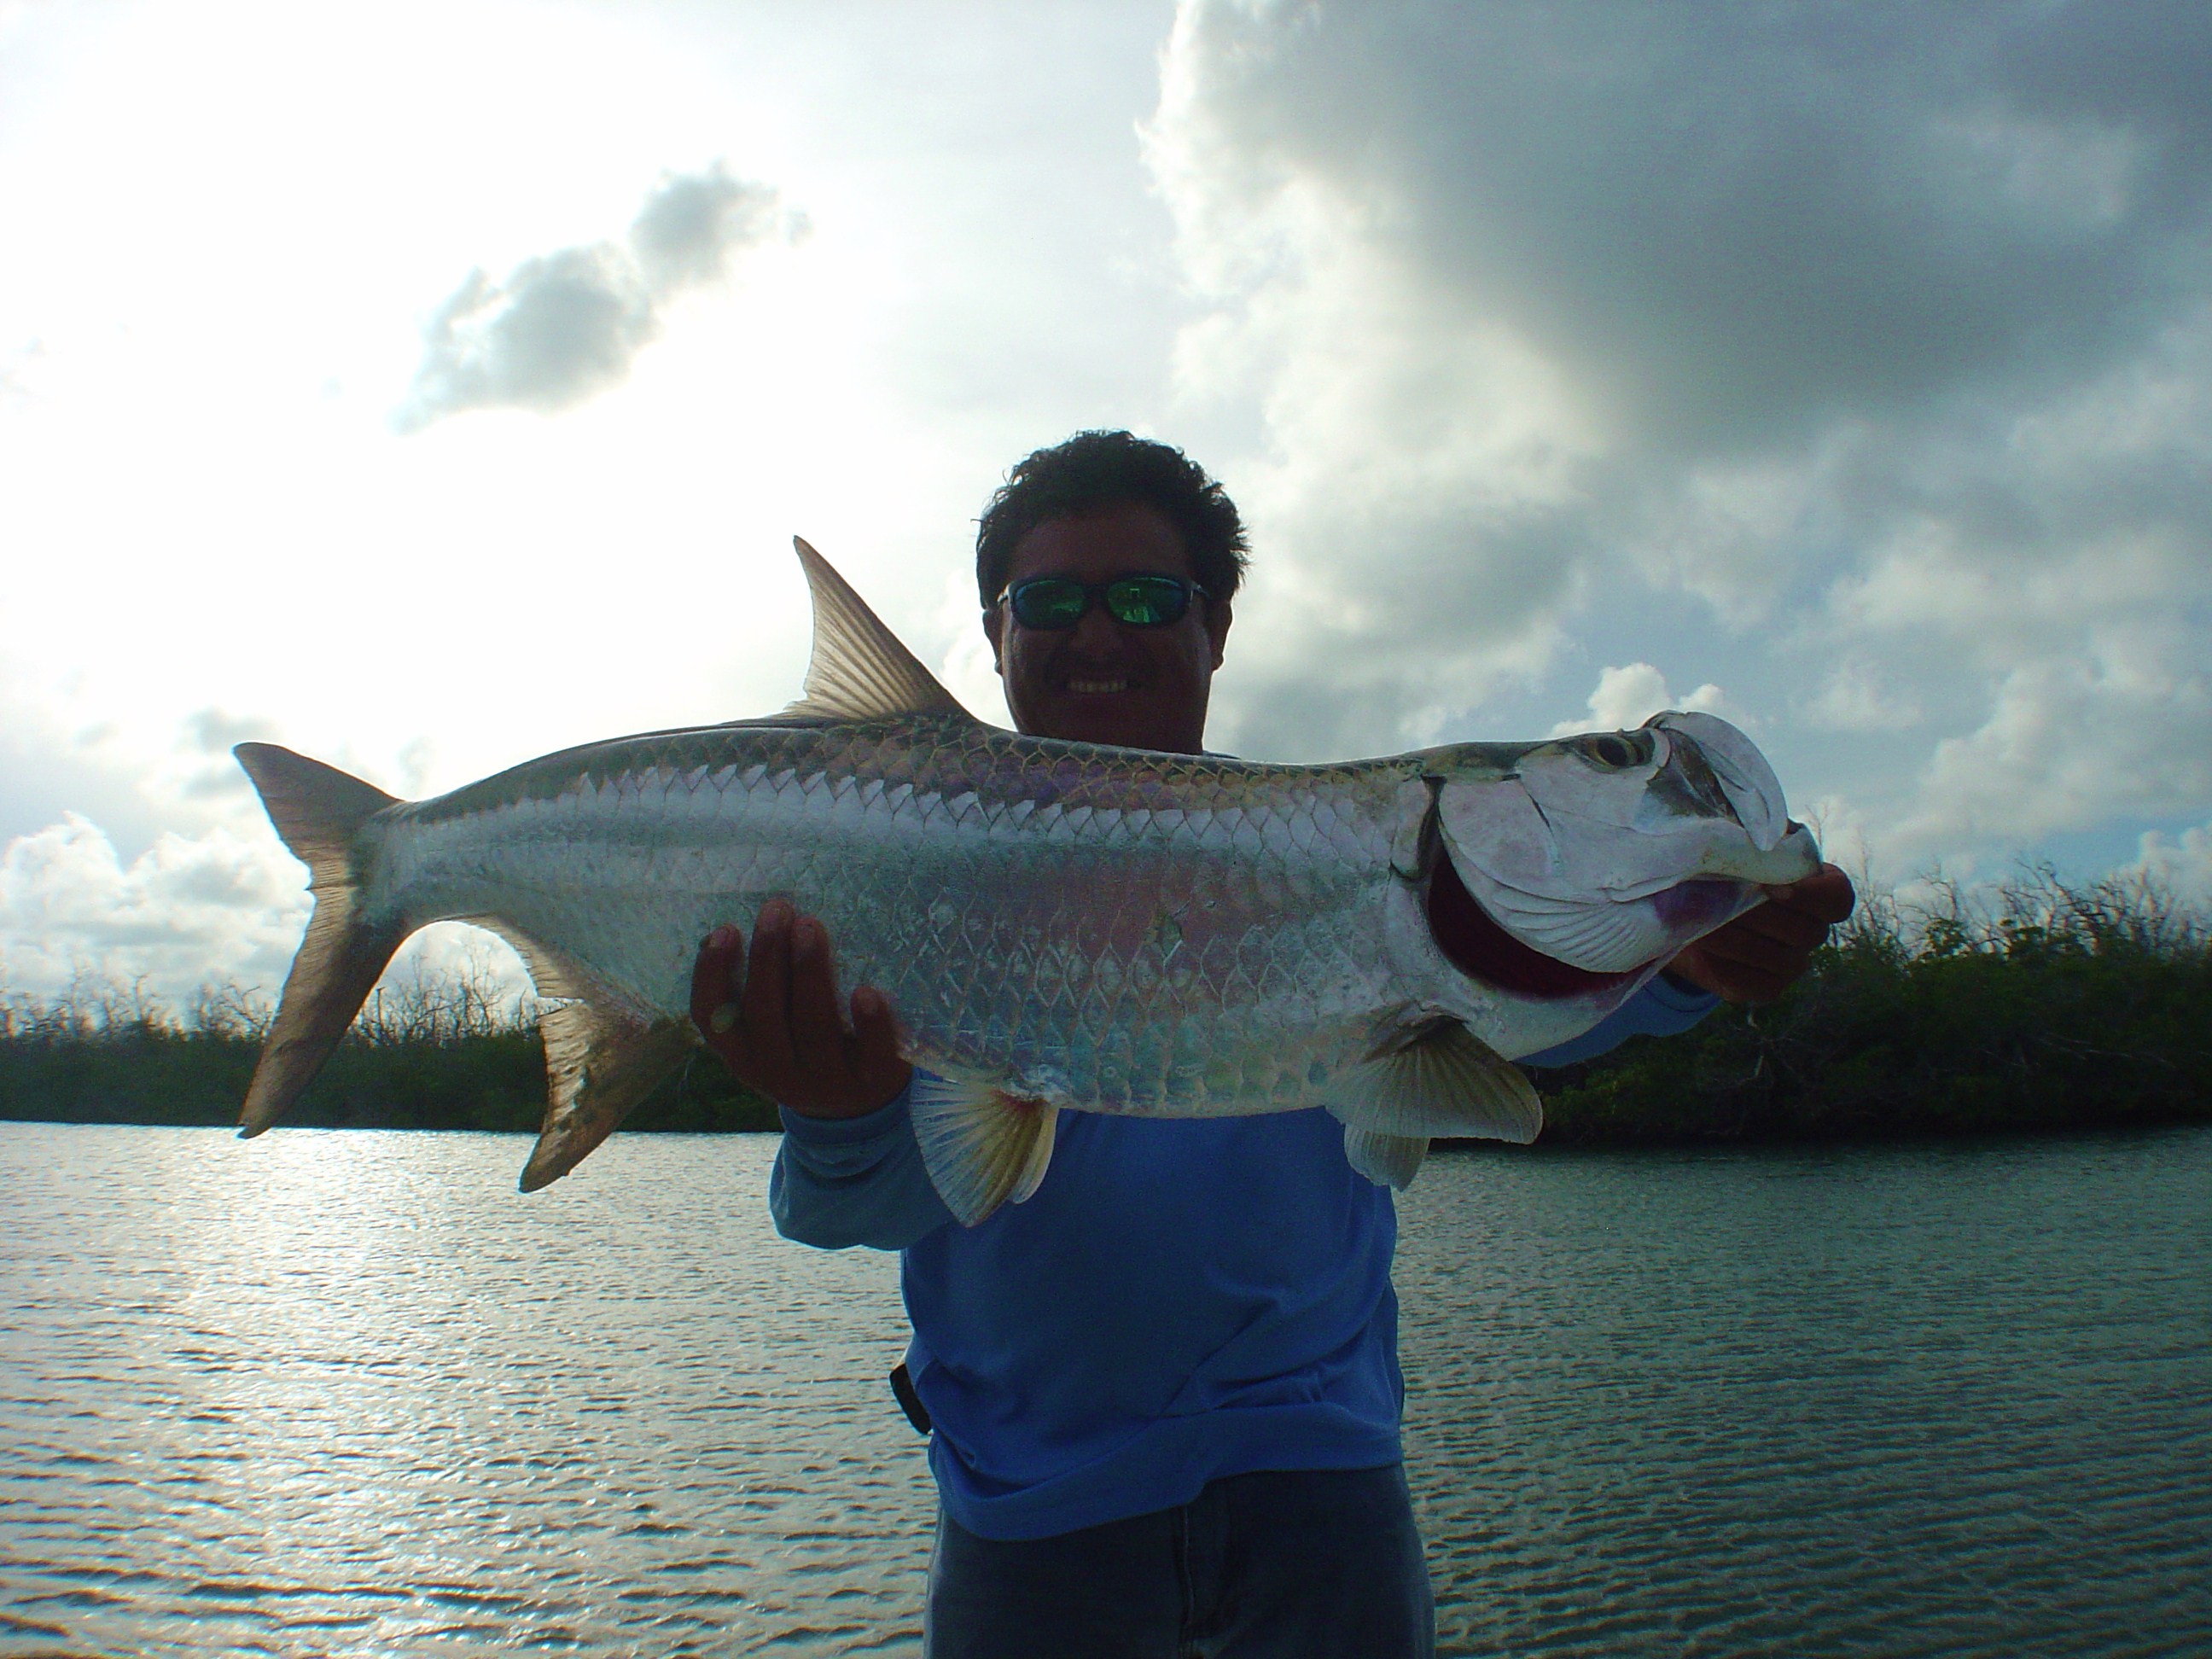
[1396,1135,2212,1656]
[2,1124,2206,1657]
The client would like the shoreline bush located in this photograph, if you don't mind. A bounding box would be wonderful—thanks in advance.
[1533,864,2210,1144]
[0,955,777,1135]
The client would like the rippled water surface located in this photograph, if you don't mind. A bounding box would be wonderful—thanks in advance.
[3,1123,2207,1656]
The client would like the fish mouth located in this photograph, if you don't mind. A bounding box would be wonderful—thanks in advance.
[1425,851,1644,998]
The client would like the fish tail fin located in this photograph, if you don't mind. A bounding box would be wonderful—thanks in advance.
[907,1074,1060,1226]
[233,742,408,1137]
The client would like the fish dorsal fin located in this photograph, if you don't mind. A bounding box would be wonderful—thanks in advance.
[1326,1018,1544,1190]
[781,536,975,723]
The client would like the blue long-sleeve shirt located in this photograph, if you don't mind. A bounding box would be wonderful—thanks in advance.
[771,976,1716,1540]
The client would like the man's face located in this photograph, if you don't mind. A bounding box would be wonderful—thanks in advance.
[986,501,1232,754]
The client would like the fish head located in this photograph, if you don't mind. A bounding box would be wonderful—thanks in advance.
[1408,711,1822,1011]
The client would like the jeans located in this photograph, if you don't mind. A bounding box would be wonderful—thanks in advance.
[923,1464,1435,1659]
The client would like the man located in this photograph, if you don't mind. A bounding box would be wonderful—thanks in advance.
[690,432,1853,1656]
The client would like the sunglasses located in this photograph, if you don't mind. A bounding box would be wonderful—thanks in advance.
[999,574,1209,631]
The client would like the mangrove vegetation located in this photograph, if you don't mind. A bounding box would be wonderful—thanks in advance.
[0,956,777,1134]
[1537,865,2210,1144]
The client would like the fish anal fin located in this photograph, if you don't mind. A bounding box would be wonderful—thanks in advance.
[1328,1018,1545,1157]
[1343,1129,1431,1190]
[462,916,599,1006]
[907,1074,1060,1226]
[519,1004,696,1192]
[780,537,976,724]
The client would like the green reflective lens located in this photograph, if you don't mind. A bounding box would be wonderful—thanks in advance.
[1104,577,1181,625]
[1012,579,1090,628]
[1005,574,1202,630]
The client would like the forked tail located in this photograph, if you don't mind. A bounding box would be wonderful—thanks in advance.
[232,743,409,1137]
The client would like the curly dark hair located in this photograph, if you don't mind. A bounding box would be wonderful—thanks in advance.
[975,430,1249,610]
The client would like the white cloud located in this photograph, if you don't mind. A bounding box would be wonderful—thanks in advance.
[1800,660,1923,734]
[1895,656,2212,853]
[2123,820,2212,906]
[630,163,798,293]
[0,814,304,1002]
[0,338,41,398]
[0,808,534,1021]
[393,161,795,431]
[1547,664,1738,740]
[1148,0,2212,884]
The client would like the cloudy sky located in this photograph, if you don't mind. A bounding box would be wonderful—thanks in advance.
[3,0,2208,1004]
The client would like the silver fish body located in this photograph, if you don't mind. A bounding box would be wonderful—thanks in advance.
[235,541,1819,1221]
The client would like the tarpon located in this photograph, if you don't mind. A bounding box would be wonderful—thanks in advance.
[234,540,1819,1224]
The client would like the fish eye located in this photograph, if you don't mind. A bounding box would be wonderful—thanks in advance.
[1575,731,1649,771]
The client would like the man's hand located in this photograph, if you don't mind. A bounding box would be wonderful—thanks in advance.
[1664,864,1856,1005]
[688,898,913,1120]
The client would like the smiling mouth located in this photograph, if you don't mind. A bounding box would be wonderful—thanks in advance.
[1064,678,1131,695]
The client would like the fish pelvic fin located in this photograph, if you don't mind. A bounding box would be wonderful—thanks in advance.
[232,743,407,1138]
[519,1004,696,1192]
[781,537,978,724]
[907,1074,1060,1227]
[1343,1130,1432,1190]
[1326,1019,1544,1188]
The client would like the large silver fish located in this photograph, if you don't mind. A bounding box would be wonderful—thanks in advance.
[235,540,1819,1224]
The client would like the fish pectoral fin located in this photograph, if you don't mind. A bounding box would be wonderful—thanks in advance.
[907,1074,1060,1227]
[519,1004,698,1192]
[1328,1019,1544,1157]
[779,537,980,724]
[1342,1129,1431,1190]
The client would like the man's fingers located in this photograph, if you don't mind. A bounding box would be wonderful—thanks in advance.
[1763,864,1857,924]
[851,986,913,1101]
[1696,897,1831,963]
[1731,905,1833,954]
[1678,940,1786,1003]
[785,913,856,1080]
[690,925,746,1051]
[1672,866,1853,1006]
[1695,927,1806,978]
[741,899,799,1076]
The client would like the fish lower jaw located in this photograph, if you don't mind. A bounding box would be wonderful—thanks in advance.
[1699,832,1822,883]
